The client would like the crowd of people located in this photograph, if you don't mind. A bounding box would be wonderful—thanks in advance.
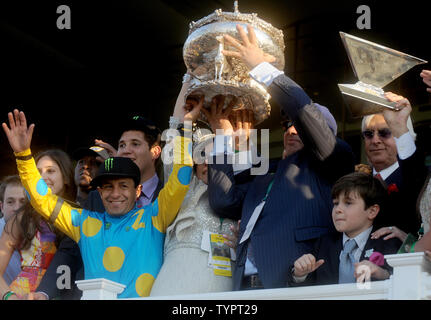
[1,25,431,300]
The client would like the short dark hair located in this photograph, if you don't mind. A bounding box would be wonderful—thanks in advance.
[331,172,387,209]
[121,116,162,149]
[0,175,22,202]
[120,116,164,175]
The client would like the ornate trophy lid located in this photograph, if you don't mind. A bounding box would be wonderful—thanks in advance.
[188,1,285,53]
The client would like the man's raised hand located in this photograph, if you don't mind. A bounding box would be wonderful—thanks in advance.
[2,109,34,153]
[222,24,276,70]
[184,95,204,123]
[382,92,412,138]
[201,95,235,135]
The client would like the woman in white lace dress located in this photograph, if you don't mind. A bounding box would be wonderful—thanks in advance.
[150,80,238,296]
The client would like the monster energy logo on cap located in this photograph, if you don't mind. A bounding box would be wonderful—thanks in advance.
[91,157,141,188]
[105,158,114,171]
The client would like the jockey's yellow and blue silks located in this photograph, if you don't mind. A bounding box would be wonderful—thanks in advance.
[15,135,193,298]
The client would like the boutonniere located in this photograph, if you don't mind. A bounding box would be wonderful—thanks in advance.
[364,248,374,258]
[387,183,399,195]
[369,251,385,267]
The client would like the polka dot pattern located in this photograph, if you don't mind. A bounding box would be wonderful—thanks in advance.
[71,209,80,227]
[135,273,155,297]
[103,247,125,272]
[177,166,192,185]
[36,179,48,196]
[82,216,102,237]
[19,145,182,299]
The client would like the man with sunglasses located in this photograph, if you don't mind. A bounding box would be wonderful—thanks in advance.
[207,24,355,290]
[361,92,427,238]
[281,120,304,159]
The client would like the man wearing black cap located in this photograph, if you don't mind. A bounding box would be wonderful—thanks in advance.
[34,117,164,299]
[91,115,164,211]
[91,157,144,214]
[2,107,198,298]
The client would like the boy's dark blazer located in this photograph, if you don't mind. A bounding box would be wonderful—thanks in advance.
[288,226,402,286]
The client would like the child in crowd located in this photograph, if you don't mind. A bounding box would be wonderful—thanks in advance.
[289,172,401,286]
[0,176,25,285]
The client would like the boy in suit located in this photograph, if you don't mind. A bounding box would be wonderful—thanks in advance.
[290,172,401,286]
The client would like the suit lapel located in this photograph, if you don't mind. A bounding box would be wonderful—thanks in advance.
[241,174,275,228]
[360,226,379,260]
[361,238,377,261]
[385,166,402,188]
[328,233,343,281]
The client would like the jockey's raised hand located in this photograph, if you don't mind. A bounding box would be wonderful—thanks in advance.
[2,109,34,153]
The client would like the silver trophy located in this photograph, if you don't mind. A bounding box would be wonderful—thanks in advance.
[182,1,285,125]
[338,31,427,118]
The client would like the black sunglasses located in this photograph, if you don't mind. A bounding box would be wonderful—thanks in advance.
[361,128,392,140]
[282,120,294,131]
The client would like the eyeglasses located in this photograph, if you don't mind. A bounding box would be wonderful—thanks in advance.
[361,128,392,140]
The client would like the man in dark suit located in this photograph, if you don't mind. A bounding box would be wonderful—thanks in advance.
[208,24,355,290]
[33,116,163,300]
[289,172,401,286]
[361,92,427,237]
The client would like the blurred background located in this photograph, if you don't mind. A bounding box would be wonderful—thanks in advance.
[0,0,430,178]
